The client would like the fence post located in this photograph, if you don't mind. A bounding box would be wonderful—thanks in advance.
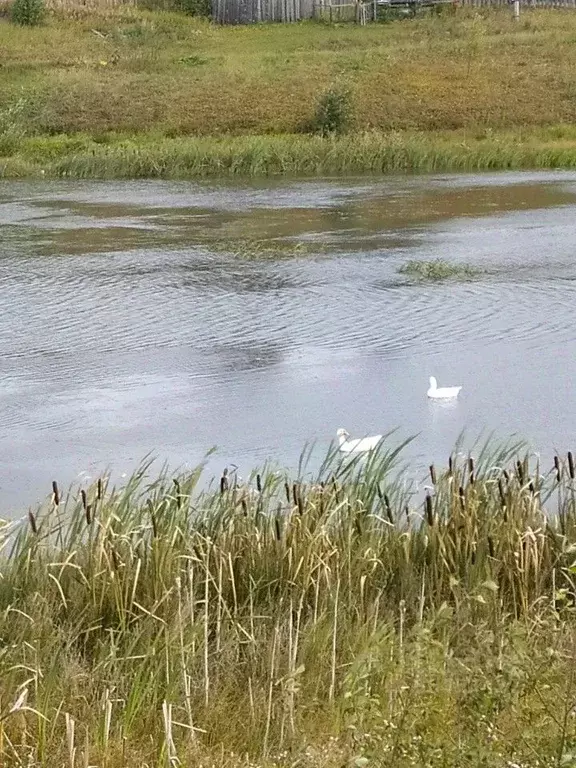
[513,0,520,18]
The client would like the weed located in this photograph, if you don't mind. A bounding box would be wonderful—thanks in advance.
[398,258,482,281]
[0,440,574,765]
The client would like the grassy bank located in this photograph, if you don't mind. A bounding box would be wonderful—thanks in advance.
[2,6,576,176]
[4,126,576,178]
[2,439,576,766]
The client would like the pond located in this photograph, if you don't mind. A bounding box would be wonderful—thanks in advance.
[1,171,576,512]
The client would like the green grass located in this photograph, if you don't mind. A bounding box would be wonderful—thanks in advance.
[398,258,483,281]
[1,7,576,176]
[2,438,576,766]
[3,127,576,178]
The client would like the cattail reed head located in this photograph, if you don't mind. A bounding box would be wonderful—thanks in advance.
[292,483,299,506]
[97,478,103,501]
[28,510,37,535]
[468,456,474,476]
[429,464,437,485]
[285,482,291,503]
[448,455,453,474]
[220,472,229,494]
[256,474,262,493]
[173,479,182,509]
[425,493,434,526]
[487,536,495,558]
[554,455,561,481]
[86,504,92,526]
[241,498,248,516]
[274,516,281,541]
[459,485,465,509]
[498,478,506,505]
[80,489,87,511]
[569,451,575,480]
[516,460,524,484]
[52,481,59,506]
[384,493,394,525]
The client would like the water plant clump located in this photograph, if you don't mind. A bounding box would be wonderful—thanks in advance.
[398,258,482,281]
[1,438,576,765]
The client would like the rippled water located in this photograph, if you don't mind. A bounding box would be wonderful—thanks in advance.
[1,171,576,512]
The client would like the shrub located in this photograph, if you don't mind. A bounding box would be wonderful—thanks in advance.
[312,85,352,137]
[178,0,211,16]
[10,0,45,25]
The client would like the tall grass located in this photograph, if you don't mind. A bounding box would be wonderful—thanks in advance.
[3,128,576,178]
[2,438,576,766]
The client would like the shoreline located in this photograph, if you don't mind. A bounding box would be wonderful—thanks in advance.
[4,127,576,179]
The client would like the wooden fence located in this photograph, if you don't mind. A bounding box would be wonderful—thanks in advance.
[213,0,576,23]
[20,0,576,22]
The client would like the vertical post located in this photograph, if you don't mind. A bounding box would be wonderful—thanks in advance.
[513,0,520,18]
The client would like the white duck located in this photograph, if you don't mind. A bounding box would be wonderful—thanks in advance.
[336,428,382,454]
[427,376,462,400]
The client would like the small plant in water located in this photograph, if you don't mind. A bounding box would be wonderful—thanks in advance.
[398,258,482,281]
[10,0,45,25]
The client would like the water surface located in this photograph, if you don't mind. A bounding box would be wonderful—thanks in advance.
[2,171,576,512]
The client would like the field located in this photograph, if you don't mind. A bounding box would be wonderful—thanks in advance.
[2,440,576,767]
[2,6,576,175]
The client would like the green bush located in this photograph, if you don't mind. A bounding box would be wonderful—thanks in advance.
[10,0,45,25]
[312,85,352,137]
[178,0,211,16]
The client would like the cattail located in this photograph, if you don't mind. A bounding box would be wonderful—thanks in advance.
[284,482,291,503]
[425,493,434,526]
[97,478,103,501]
[503,469,510,483]
[468,457,475,485]
[332,477,340,503]
[173,479,181,509]
[256,474,262,493]
[52,481,60,506]
[295,485,304,516]
[554,455,562,482]
[220,470,229,494]
[28,510,37,535]
[569,451,575,480]
[86,504,92,526]
[429,464,437,485]
[529,480,535,495]
[487,536,495,558]
[516,460,524,484]
[448,455,453,474]
[384,493,394,525]
[459,486,465,509]
[80,489,87,511]
[241,498,248,516]
[498,478,506,505]
[292,483,299,506]
[151,512,157,538]
[274,516,281,541]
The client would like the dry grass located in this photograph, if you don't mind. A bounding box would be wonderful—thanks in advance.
[1,7,576,139]
[2,440,576,766]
